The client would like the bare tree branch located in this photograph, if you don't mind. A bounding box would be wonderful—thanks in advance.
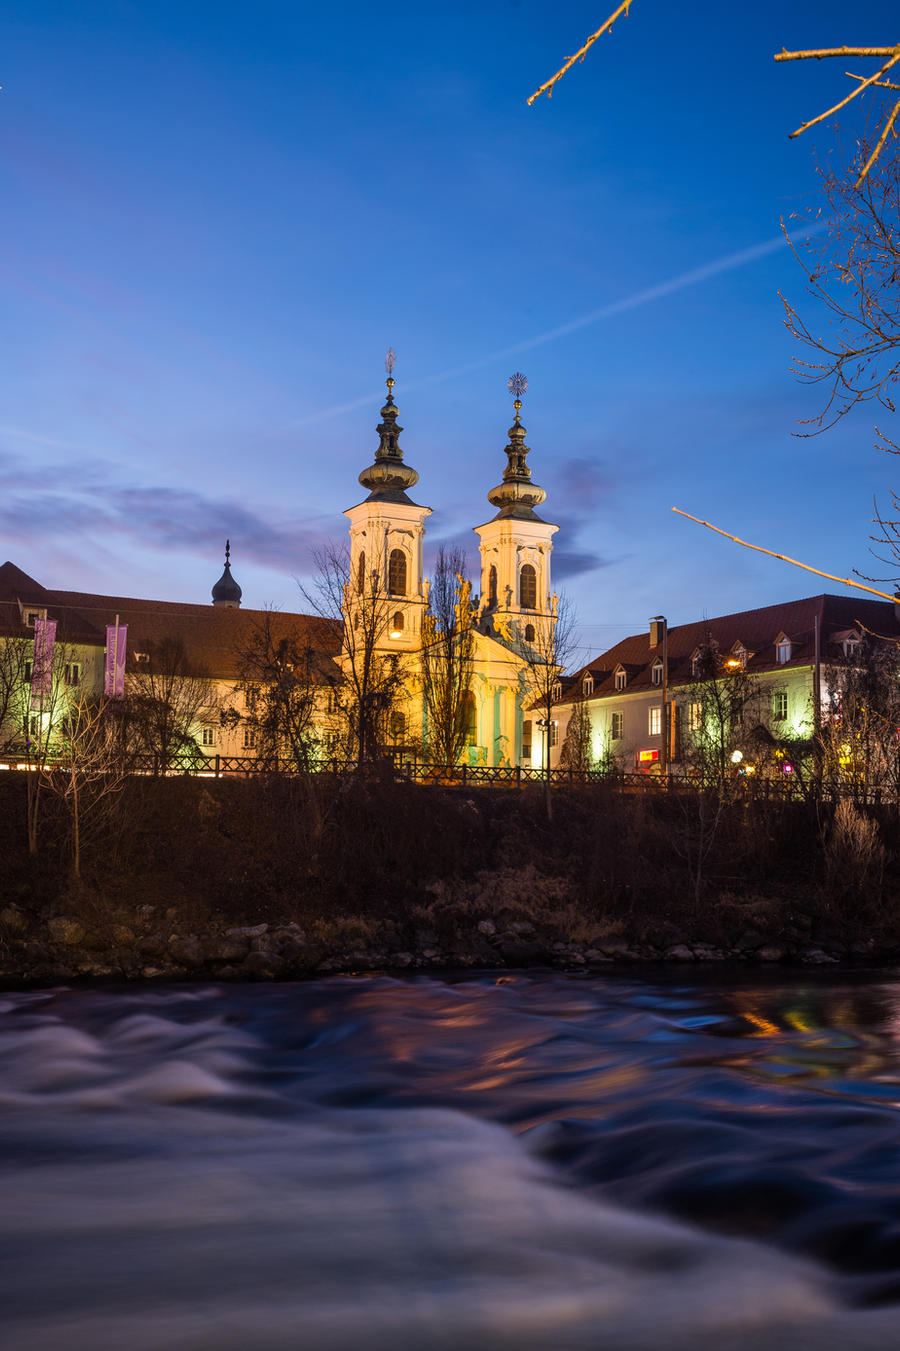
[672,508,898,601]
[527,0,633,106]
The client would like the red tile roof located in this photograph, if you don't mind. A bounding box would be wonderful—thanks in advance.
[0,561,342,683]
[557,594,900,705]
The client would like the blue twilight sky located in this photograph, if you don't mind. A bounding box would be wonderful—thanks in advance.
[1,1,898,665]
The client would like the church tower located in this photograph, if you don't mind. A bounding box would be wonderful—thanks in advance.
[344,352,431,651]
[474,374,557,648]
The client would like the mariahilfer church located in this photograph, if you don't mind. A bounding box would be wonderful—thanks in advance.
[0,371,562,771]
[4,365,897,778]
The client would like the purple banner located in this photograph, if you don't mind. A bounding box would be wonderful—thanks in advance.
[105,623,128,698]
[30,618,57,709]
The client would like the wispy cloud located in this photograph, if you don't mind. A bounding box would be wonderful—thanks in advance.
[292,225,825,427]
[0,449,329,573]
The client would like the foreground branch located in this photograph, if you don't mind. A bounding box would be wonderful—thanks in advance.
[672,508,897,602]
[527,0,633,105]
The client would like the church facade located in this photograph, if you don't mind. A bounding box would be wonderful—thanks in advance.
[0,374,560,771]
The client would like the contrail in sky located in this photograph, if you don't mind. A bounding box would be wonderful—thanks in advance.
[293,223,828,427]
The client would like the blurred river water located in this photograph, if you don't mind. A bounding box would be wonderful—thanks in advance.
[5,969,900,1349]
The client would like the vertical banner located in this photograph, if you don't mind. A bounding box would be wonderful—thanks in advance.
[30,618,57,710]
[105,622,128,698]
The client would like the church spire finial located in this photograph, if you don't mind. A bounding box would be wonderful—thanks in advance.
[357,349,420,501]
[486,373,546,519]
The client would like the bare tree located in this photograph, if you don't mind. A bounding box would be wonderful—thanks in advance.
[782,134,900,431]
[304,543,409,767]
[123,638,217,772]
[679,638,763,791]
[228,609,328,770]
[40,693,130,877]
[0,636,30,756]
[420,546,476,767]
[820,635,900,799]
[519,593,576,818]
[558,694,594,775]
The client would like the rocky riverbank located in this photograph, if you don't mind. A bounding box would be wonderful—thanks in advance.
[0,897,891,987]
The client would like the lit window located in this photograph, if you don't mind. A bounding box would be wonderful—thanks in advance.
[649,706,662,736]
[201,726,216,747]
[773,691,788,721]
[64,662,80,687]
[391,611,405,636]
[519,563,537,610]
[524,623,535,643]
[388,549,407,597]
[689,701,702,731]
[611,711,624,740]
[242,726,256,749]
[651,660,663,686]
[464,691,477,747]
[776,638,791,664]
[583,674,594,697]
[614,667,626,691]
[549,722,559,748]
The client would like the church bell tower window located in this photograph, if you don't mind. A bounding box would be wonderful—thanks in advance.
[388,549,407,597]
[357,551,366,593]
[520,563,537,610]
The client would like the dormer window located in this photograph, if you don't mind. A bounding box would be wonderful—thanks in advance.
[22,607,46,628]
[843,634,860,660]
[135,652,150,664]
[583,674,594,697]
[651,659,663,686]
[614,667,627,692]
[691,649,703,678]
[776,636,791,665]
[552,680,563,702]
[731,644,749,670]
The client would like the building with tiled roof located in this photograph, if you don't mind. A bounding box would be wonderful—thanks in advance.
[550,595,900,775]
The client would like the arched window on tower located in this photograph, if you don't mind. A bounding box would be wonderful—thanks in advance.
[519,563,537,610]
[488,565,498,607]
[357,551,366,594]
[463,691,477,748]
[390,611,405,637]
[524,623,535,643]
[388,549,407,597]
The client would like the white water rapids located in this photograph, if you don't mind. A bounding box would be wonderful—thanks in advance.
[3,972,900,1349]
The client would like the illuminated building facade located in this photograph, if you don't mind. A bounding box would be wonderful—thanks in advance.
[552,595,900,777]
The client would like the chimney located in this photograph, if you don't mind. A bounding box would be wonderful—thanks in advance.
[649,616,667,649]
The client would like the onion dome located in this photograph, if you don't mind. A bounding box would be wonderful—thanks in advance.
[212,540,242,608]
[486,372,547,520]
[358,360,420,504]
